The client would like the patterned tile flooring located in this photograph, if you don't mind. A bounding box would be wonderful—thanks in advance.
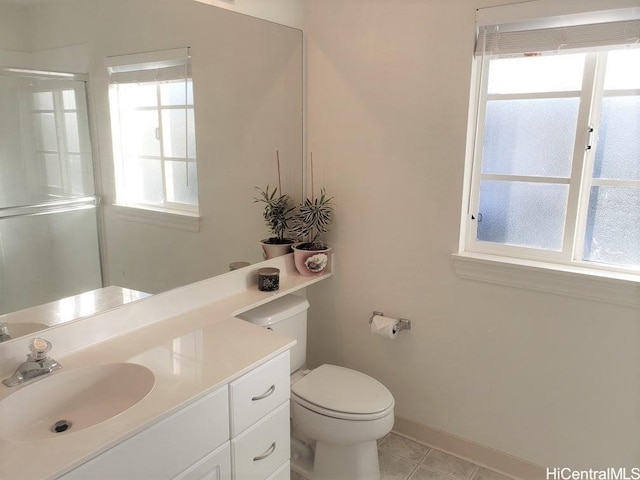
[291,432,514,480]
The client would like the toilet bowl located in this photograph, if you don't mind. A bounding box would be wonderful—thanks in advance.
[291,364,394,480]
[237,295,395,480]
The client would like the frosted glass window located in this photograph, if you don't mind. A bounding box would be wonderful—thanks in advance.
[166,160,198,205]
[160,80,193,106]
[25,81,95,199]
[477,181,568,250]
[44,154,62,188]
[109,66,198,212]
[162,109,195,159]
[603,49,640,90]
[65,112,81,153]
[593,96,640,181]
[68,154,85,195]
[583,187,640,268]
[466,28,640,275]
[35,113,59,151]
[125,158,163,204]
[487,54,585,95]
[117,83,158,108]
[32,91,54,110]
[120,110,160,158]
[482,98,579,177]
[62,90,77,110]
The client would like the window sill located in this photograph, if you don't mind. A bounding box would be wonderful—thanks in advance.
[452,252,640,308]
[113,204,201,232]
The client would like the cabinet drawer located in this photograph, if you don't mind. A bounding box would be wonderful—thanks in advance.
[229,351,290,436]
[231,401,290,480]
[173,442,231,480]
[61,386,229,480]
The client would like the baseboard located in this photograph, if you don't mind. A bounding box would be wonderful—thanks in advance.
[392,415,546,480]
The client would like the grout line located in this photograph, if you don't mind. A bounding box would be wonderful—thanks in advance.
[406,463,420,480]
[469,465,479,480]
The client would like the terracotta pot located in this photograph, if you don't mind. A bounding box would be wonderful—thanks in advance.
[259,239,294,260]
[291,243,332,276]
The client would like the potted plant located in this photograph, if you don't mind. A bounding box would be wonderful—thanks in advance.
[254,184,295,259]
[291,187,335,276]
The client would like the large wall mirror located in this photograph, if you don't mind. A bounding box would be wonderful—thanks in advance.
[0,0,303,342]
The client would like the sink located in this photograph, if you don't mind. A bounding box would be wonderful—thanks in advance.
[0,363,155,442]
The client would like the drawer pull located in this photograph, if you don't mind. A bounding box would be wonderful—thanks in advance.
[251,384,275,401]
[253,442,276,462]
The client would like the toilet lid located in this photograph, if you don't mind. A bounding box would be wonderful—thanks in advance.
[291,364,394,416]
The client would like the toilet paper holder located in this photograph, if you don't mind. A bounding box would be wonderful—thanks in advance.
[369,311,412,332]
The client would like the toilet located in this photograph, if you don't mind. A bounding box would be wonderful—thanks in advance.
[237,295,395,480]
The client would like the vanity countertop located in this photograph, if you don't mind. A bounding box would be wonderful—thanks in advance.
[0,285,150,329]
[0,256,331,479]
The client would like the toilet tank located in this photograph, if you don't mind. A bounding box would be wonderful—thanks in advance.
[237,294,309,373]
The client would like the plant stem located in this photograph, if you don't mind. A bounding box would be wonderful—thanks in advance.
[310,152,314,202]
[277,150,282,194]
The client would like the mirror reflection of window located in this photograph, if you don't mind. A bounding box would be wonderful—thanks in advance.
[30,84,91,198]
[107,48,199,215]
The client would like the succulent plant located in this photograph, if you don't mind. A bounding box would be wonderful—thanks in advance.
[253,185,294,243]
[291,188,334,248]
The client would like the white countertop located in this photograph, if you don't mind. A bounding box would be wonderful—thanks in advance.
[0,286,150,329]
[0,255,331,479]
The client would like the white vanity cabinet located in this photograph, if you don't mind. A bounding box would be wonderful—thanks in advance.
[58,351,291,480]
[59,385,231,480]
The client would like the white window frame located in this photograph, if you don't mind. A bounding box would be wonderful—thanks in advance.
[455,3,640,307]
[106,48,200,229]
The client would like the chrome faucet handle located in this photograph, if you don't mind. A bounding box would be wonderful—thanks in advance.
[2,337,60,387]
[0,322,10,342]
[28,338,52,361]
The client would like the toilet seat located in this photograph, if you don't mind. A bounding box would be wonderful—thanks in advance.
[291,364,394,421]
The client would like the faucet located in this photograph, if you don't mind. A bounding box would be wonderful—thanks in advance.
[2,338,61,387]
[0,322,11,343]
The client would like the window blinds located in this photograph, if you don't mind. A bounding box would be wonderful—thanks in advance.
[476,17,640,57]
[105,47,190,84]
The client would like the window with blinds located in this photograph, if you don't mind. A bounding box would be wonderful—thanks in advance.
[463,6,640,273]
[106,48,199,214]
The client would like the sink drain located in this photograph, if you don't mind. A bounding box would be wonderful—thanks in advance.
[52,420,72,433]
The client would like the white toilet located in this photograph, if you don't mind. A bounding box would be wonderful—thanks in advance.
[238,295,395,480]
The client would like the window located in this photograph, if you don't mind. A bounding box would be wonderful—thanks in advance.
[107,48,198,215]
[463,13,640,277]
[31,81,92,198]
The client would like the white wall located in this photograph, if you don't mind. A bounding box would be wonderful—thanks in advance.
[0,3,29,51]
[304,0,640,470]
[0,3,31,67]
[193,0,304,29]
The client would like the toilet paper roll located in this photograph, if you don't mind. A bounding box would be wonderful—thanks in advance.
[370,315,398,339]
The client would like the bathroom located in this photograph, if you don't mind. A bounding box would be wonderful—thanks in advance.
[1,0,639,479]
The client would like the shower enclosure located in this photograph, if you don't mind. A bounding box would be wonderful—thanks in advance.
[0,68,102,315]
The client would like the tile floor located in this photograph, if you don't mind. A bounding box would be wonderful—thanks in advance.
[291,432,514,480]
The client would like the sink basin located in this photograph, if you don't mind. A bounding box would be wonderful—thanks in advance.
[0,363,155,442]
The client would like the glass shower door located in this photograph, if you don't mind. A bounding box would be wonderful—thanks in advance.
[0,69,102,315]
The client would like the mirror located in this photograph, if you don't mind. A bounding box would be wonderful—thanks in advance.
[0,0,303,341]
